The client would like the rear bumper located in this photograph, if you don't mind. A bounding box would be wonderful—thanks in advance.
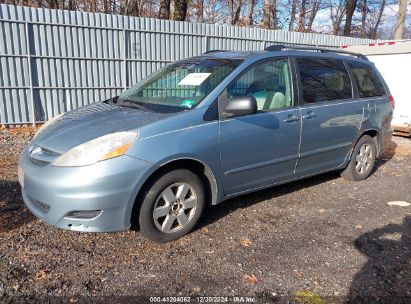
[19,148,155,232]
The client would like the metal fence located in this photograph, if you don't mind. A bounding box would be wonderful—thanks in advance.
[0,4,376,125]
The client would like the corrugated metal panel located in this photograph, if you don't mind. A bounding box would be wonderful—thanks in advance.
[0,4,377,125]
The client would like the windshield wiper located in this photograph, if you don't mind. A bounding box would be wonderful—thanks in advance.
[117,100,150,112]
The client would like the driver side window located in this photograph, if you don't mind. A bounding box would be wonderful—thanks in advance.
[226,59,293,111]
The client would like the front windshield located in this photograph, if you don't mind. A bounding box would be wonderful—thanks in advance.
[118,58,242,112]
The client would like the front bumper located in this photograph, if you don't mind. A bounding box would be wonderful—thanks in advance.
[19,148,154,232]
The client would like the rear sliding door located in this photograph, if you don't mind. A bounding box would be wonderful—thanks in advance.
[295,57,363,176]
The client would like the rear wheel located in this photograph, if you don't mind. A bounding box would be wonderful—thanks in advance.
[138,169,205,243]
[341,135,377,181]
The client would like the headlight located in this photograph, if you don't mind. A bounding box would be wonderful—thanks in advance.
[53,131,138,167]
[33,113,64,140]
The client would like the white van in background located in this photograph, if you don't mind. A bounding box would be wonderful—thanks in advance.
[343,40,411,137]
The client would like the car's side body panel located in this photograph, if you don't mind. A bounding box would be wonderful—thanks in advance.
[296,100,364,176]
[361,96,393,156]
[219,108,301,195]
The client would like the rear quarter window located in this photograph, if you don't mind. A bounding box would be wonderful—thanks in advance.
[348,61,386,98]
[297,58,352,103]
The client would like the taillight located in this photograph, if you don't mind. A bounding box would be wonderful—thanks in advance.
[389,95,395,109]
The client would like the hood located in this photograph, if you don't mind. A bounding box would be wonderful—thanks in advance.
[33,102,170,154]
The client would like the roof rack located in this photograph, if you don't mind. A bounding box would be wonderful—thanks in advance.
[203,50,228,54]
[264,44,368,60]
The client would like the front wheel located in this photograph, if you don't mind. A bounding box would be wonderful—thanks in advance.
[341,135,377,181]
[138,169,205,243]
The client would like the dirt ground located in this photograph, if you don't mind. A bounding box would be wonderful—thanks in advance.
[0,126,410,304]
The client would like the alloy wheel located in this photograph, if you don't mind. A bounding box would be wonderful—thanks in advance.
[153,183,198,233]
[355,143,373,175]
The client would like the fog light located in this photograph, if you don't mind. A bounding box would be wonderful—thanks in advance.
[64,210,102,220]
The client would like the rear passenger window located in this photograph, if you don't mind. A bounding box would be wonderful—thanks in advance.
[348,62,386,98]
[297,58,352,103]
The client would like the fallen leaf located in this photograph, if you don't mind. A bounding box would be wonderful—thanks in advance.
[0,201,6,208]
[35,269,50,280]
[240,238,252,247]
[387,201,410,207]
[192,286,201,293]
[355,225,363,229]
[294,290,325,304]
[318,209,326,213]
[201,227,209,234]
[244,274,258,284]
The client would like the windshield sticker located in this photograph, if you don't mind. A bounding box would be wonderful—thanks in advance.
[178,73,211,86]
[181,99,196,108]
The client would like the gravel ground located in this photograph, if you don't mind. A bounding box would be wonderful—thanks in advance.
[0,126,410,304]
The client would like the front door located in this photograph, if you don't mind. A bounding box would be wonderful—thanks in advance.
[219,58,301,195]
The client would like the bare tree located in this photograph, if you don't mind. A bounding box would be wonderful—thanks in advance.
[263,0,279,29]
[306,0,322,32]
[126,0,145,16]
[369,0,386,39]
[360,0,367,37]
[68,0,76,10]
[158,0,171,19]
[330,0,346,35]
[186,0,204,22]
[394,0,408,39]
[173,0,188,21]
[297,0,307,31]
[343,0,358,36]
[247,0,254,25]
[197,0,204,22]
[228,0,243,25]
[263,0,271,28]
[289,0,298,30]
[271,0,278,29]
[203,0,226,24]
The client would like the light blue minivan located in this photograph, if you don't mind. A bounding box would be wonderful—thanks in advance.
[18,45,394,242]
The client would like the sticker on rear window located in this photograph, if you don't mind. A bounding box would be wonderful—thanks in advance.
[181,99,196,108]
[178,73,211,86]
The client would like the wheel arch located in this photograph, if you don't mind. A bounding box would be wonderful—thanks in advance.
[344,128,380,167]
[130,157,219,227]
[357,128,381,157]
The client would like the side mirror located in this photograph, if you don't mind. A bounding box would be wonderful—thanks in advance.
[224,96,257,118]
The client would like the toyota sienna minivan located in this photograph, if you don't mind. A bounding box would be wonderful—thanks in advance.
[18,45,394,242]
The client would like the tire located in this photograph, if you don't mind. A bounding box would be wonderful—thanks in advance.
[341,135,377,181]
[138,169,205,243]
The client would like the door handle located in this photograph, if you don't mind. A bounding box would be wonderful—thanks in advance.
[284,114,300,123]
[302,111,317,119]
